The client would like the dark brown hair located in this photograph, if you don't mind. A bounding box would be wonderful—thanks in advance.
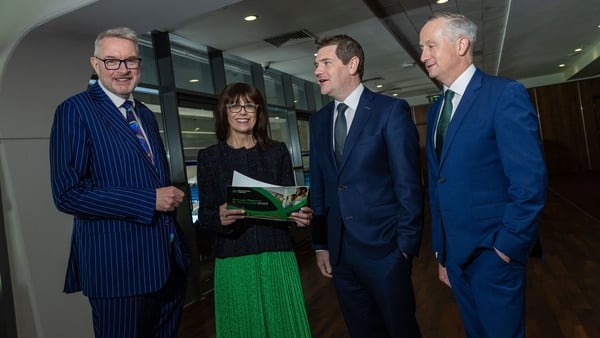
[315,34,364,79]
[215,82,272,150]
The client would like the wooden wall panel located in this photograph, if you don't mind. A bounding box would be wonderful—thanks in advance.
[412,103,431,186]
[533,82,589,174]
[578,78,600,171]
[410,78,600,177]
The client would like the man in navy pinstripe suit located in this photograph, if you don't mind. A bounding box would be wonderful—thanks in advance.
[50,27,190,338]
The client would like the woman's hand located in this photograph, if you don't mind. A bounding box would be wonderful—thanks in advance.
[219,203,245,226]
[289,207,313,228]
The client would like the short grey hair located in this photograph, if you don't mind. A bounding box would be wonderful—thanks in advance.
[93,27,139,56]
[427,12,477,44]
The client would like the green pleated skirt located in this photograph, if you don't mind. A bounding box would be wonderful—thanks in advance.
[214,250,312,338]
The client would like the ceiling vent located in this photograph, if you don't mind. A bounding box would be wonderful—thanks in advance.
[264,29,316,47]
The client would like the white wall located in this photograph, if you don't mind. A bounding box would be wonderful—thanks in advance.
[0,0,241,336]
[1,26,96,338]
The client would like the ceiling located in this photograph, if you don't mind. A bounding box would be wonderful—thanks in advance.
[6,0,599,104]
[170,0,600,102]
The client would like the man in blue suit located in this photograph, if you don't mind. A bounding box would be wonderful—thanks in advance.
[50,27,190,337]
[419,13,547,338]
[310,34,423,338]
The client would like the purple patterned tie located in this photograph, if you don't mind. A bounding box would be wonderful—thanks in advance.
[123,100,153,164]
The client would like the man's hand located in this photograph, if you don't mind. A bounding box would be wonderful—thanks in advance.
[316,250,332,278]
[438,263,451,288]
[155,186,185,212]
[494,247,511,263]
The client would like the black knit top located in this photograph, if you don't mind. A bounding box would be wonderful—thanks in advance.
[196,140,296,258]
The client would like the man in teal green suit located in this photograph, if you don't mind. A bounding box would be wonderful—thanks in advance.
[420,12,547,338]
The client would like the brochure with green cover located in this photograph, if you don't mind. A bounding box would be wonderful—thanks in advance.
[227,185,309,221]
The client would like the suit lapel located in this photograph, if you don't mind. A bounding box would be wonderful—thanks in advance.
[428,99,443,167]
[338,89,375,169]
[438,70,483,163]
[323,102,337,167]
[89,83,160,178]
[135,101,167,180]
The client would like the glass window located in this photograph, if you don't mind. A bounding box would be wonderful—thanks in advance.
[132,87,164,139]
[263,71,286,106]
[297,118,310,153]
[312,82,325,110]
[292,78,308,110]
[179,107,217,162]
[224,55,252,85]
[297,118,310,175]
[138,37,158,86]
[170,40,214,94]
[133,89,217,162]
[268,108,291,146]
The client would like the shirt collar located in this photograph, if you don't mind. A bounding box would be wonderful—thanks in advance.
[97,80,135,108]
[445,64,476,96]
[336,83,364,111]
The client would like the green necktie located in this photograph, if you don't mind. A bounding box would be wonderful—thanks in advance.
[435,90,455,159]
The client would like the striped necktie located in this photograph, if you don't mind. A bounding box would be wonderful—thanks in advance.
[123,100,153,164]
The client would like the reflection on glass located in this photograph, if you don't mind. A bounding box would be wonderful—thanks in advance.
[297,119,310,153]
[312,82,326,110]
[297,118,310,183]
[224,56,252,85]
[264,71,285,106]
[292,78,308,110]
[138,94,217,163]
[138,38,158,86]
[179,107,217,162]
[268,110,290,145]
[170,38,214,94]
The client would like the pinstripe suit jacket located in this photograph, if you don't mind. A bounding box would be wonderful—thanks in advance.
[50,82,190,298]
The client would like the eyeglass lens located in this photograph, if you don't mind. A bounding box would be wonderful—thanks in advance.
[228,104,258,113]
[99,58,141,70]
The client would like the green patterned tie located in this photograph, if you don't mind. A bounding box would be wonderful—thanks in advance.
[435,90,455,159]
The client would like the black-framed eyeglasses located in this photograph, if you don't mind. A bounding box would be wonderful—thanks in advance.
[226,103,259,113]
[95,57,142,70]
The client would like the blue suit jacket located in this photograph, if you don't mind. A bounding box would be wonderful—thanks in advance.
[309,88,423,264]
[50,82,190,298]
[426,69,547,266]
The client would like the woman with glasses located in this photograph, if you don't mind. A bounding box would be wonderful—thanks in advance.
[196,82,313,337]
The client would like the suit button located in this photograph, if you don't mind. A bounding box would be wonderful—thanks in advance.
[437,178,445,183]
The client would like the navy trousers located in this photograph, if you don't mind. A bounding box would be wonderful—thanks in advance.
[88,265,186,338]
[446,248,526,338]
[332,237,421,338]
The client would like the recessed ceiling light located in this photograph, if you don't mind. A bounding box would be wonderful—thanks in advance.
[189,79,199,83]
[437,0,449,4]
[558,64,566,68]
[244,15,258,22]
[574,48,583,53]
[376,84,383,88]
